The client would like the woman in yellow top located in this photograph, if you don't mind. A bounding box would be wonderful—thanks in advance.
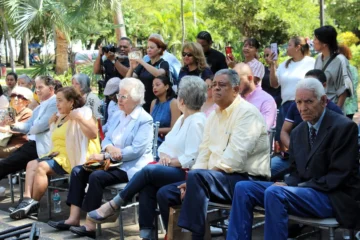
[10,86,100,220]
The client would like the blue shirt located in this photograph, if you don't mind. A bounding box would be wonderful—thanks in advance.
[285,100,343,128]
[307,108,326,135]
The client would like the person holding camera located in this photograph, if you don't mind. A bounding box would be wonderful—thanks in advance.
[93,37,132,83]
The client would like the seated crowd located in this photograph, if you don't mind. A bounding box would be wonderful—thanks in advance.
[0,24,359,240]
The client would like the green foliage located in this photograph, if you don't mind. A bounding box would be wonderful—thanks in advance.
[30,54,54,78]
[350,45,360,69]
[338,32,360,47]
[326,0,360,32]
[54,70,72,86]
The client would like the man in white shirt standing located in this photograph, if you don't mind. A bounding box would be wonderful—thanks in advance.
[0,76,57,179]
[157,69,271,240]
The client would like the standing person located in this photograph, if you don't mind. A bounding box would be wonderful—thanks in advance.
[150,75,181,153]
[178,42,213,84]
[71,73,103,120]
[3,72,18,99]
[268,36,315,144]
[9,87,100,220]
[227,77,360,240]
[156,69,270,239]
[313,25,352,108]
[86,76,208,240]
[262,47,281,108]
[126,37,170,113]
[196,31,227,74]
[143,34,182,84]
[0,76,57,180]
[338,44,358,119]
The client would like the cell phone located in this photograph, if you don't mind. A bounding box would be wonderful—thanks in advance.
[270,43,278,60]
[7,107,15,122]
[128,50,142,60]
[225,46,233,56]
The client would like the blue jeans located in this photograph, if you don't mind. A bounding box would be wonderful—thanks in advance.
[270,155,291,177]
[114,164,186,239]
[227,181,334,240]
[157,169,248,240]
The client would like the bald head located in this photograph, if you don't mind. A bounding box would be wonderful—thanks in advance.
[233,63,253,78]
[233,63,256,96]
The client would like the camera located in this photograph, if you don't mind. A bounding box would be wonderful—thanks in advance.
[102,45,119,54]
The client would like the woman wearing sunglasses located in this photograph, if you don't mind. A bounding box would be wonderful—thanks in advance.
[0,87,33,158]
[178,42,213,84]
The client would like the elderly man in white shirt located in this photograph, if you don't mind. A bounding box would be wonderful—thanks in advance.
[157,69,271,240]
[86,76,208,240]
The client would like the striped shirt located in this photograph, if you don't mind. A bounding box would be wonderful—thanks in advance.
[246,58,265,81]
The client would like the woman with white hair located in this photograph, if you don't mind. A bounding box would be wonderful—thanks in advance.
[86,76,208,239]
[17,74,40,110]
[48,78,154,238]
[0,87,33,157]
[72,73,103,119]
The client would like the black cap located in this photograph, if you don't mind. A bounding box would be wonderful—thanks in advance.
[197,31,212,43]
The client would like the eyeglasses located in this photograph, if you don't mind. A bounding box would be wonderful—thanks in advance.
[182,52,193,57]
[116,94,129,100]
[10,94,26,100]
[211,82,230,89]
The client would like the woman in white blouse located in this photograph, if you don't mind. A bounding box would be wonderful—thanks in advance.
[87,75,208,240]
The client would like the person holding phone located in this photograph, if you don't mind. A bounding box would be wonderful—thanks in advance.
[0,87,33,158]
[126,37,170,113]
[9,86,100,220]
[267,36,315,145]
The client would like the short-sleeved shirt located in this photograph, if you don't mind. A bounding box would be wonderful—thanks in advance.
[204,48,228,74]
[246,58,265,80]
[103,58,130,83]
[314,53,352,104]
[178,66,213,84]
[285,100,343,128]
[134,59,170,112]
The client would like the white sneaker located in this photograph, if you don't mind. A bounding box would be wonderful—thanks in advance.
[0,186,6,197]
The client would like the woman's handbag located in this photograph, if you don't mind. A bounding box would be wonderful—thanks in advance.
[82,159,123,172]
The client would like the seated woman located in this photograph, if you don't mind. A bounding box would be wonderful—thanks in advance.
[17,74,40,110]
[0,87,33,158]
[48,78,154,238]
[9,87,100,220]
[86,76,208,240]
[178,42,213,83]
[201,78,217,117]
[150,75,181,153]
[72,73,103,120]
[126,37,170,113]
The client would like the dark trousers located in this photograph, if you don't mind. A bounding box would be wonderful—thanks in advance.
[226,181,333,240]
[157,169,248,240]
[66,166,128,212]
[275,101,294,141]
[118,164,186,236]
[0,141,38,179]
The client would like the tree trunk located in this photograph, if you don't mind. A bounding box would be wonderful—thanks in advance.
[18,38,24,63]
[0,7,15,72]
[113,1,127,45]
[193,0,197,26]
[55,28,69,74]
[181,0,185,47]
[23,32,29,68]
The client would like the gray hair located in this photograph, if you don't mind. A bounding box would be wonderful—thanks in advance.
[18,74,32,85]
[178,76,207,110]
[149,33,164,43]
[72,73,91,94]
[119,78,145,105]
[214,69,240,87]
[296,78,326,100]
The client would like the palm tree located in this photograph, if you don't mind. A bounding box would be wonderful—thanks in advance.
[0,4,15,72]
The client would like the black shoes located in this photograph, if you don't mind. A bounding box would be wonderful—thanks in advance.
[69,226,96,239]
[48,220,79,230]
[9,198,39,220]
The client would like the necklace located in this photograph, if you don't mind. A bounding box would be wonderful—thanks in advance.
[57,115,68,128]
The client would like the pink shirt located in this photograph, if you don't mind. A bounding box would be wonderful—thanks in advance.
[246,58,265,80]
[244,85,277,130]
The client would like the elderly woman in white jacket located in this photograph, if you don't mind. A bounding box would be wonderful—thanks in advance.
[87,76,208,240]
[48,78,154,239]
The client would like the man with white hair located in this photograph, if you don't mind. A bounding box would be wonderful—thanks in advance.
[143,33,181,84]
[227,77,360,240]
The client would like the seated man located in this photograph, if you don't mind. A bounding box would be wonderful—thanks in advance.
[272,69,343,177]
[0,76,57,180]
[157,69,271,240]
[233,63,277,130]
[101,77,120,134]
[227,77,360,240]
